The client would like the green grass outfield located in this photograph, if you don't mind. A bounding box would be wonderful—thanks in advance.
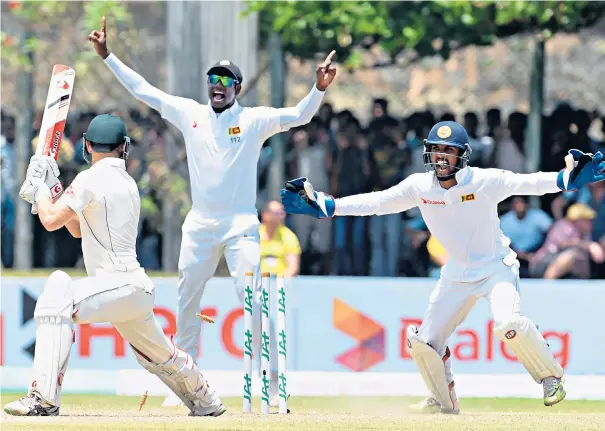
[2,394,604,431]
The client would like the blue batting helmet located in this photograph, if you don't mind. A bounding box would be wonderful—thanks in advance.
[423,121,472,180]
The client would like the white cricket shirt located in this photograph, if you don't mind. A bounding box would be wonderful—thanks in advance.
[104,54,325,218]
[335,167,561,282]
[59,158,141,276]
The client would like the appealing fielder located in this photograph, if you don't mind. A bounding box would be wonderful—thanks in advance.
[4,114,225,417]
[282,121,605,414]
[88,17,336,406]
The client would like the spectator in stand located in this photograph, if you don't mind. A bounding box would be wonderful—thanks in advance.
[440,112,456,122]
[260,200,301,278]
[492,111,527,173]
[530,203,605,279]
[598,116,605,154]
[1,114,16,268]
[574,109,600,154]
[589,181,605,242]
[591,181,605,279]
[318,102,334,129]
[368,116,409,276]
[500,196,553,277]
[289,125,332,274]
[464,112,489,168]
[331,119,371,275]
[368,98,396,131]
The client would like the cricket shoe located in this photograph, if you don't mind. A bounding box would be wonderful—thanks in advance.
[408,397,442,414]
[543,376,566,406]
[409,395,459,415]
[4,394,60,416]
[189,384,226,417]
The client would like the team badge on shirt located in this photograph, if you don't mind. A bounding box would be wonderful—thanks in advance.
[65,185,76,197]
[228,126,241,135]
[461,193,476,202]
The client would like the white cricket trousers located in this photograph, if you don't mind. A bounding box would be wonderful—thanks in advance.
[175,211,275,367]
[73,270,173,364]
[418,262,522,382]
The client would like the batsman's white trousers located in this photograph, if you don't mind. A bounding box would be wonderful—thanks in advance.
[418,262,522,379]
[73,270,174,364]
[175,212,277,369]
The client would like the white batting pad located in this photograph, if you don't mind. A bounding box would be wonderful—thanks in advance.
[133,346,221,415]
[494,316,564,383]
[30,271,74,406]
[408,336,458,412]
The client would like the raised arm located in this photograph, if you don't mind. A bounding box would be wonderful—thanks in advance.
[89,17,190,128]
[277,86,326,132]
[257,51,337,139]
[103,54,168,113]
[280,50,336,130]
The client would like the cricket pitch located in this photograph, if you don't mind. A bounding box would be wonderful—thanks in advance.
[2,394,604,431]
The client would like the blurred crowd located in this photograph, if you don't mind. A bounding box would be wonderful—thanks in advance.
[2,99,605,279]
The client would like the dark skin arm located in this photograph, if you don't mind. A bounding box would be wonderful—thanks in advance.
[88,16,110,59]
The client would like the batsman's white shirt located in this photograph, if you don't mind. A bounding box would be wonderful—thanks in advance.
[58,157,144,278]
[335,167,560,282]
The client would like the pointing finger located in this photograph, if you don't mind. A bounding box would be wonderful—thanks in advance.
[322,50,336,67]
[101,16,106,34]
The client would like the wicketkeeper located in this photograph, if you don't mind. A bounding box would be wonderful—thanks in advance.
[4,114,225,417]
[282,121,605,413]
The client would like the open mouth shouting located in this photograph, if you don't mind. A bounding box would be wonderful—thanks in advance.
[212,89,226,103]
[435,159,451,175]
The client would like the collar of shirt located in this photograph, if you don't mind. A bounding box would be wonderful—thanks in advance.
[429,167,472,189]
[208,100,243,121]
[91,157,126,170]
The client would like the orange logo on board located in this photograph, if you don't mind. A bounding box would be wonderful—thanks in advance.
[333,298,385,372]
[228,126,241,135]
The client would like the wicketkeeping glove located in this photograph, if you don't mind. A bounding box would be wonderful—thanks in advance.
[557,150,605,191]
[280,177,335,219]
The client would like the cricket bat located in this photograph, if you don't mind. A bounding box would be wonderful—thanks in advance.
[33,65,76,208]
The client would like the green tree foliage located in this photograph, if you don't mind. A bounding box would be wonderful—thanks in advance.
[1,1,191,225]
[248,1,605,68]
[1,1,134,74]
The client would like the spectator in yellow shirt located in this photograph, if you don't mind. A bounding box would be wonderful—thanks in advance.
[260,200,301,277]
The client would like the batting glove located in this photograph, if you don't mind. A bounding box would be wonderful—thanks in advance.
[26,155,63,202]
[19,176,51,207]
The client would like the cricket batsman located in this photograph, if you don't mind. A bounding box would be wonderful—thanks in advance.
[4,114,225,417]
[282,121,605,414]
[88,17,336,406]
